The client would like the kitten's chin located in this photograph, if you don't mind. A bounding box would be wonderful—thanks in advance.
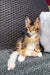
[28,33,38,38]
[28,31,34,36]
[27,31,38,38]
[28,31,35,37]
[29,33,33,36]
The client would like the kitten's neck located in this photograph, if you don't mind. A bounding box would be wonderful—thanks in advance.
[26,33,39,38]
[25,34,40,42]
[30,33,38,38]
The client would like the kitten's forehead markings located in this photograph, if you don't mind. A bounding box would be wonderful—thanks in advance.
[30,22,34,26]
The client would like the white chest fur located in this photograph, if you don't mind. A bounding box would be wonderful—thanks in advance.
[26,42,37,56]
[26,42,37,51]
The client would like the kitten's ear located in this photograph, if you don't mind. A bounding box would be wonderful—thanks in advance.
[35,17,40,26]
[25,16,31,27]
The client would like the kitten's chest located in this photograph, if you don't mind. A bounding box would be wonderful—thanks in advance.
[26,42,37,51]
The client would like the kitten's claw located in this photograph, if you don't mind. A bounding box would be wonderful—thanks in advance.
[37,52,42,57]
[18,55,25,62]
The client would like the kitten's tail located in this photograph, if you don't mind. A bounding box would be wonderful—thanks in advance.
[39,42,44,53]
[7,51,19,70]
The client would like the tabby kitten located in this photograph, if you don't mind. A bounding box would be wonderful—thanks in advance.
[7,16,43,70]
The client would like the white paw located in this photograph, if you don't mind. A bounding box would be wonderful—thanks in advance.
[7,51,19,70]
[37,52,42,57]
[7,59,15,70]
[18,55,25,62]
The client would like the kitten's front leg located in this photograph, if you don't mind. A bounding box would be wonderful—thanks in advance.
[7,51,19,70]
[18,48,26,62]
[35,46,42,57]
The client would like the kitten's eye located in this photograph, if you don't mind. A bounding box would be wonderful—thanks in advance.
[33,27,36,30]
[27,27,30,29]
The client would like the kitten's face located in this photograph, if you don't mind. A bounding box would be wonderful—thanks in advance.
[25,16,40,37]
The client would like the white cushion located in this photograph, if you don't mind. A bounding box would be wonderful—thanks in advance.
[40,12,50,52]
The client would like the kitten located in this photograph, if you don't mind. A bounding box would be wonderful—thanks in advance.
[7,16,44,70]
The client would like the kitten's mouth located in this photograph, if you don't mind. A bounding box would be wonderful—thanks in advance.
[28,31,35,36]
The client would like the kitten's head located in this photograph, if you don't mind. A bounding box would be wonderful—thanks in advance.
[25,16,40,37]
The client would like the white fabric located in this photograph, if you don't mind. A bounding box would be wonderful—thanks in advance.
[40,12,50,52]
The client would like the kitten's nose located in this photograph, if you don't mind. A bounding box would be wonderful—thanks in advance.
[30,31,31,32]
[29,29,32,32]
